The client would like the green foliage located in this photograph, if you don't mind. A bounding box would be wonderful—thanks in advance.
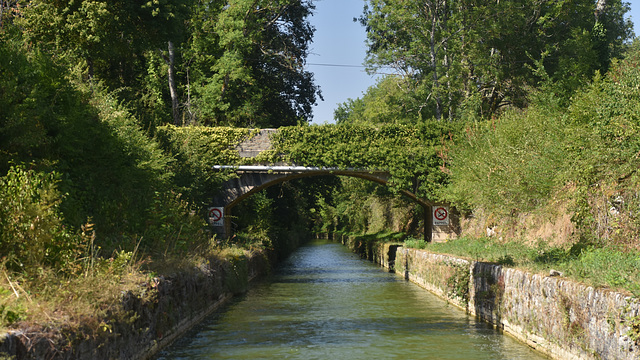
[143,191,208,256]
[186,0,320,126]
[335,76,433,124]
[232,190,275,250]
[0,36,177,238]
[156,125,252,204]
[311,195,338,234]
[403,238,429,249]
[0,287,26,325]
[222,250,249,294]
[446,261,470,302]
[0,39,78,172]
[358,0,632,120]
[442,42,640,250]
[563,247,640,296]
[567,43,640,185]
[425,237,640,296]
[0,166,85,273]
[57,82,174,237]
[272,122,459,200]
[269,123,453,240]
[625,314,640,345]
[323,177,418,236]
[443,101,567,215]
[15,0,191,124]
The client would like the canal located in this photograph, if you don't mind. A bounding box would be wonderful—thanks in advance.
[156,239,547,359]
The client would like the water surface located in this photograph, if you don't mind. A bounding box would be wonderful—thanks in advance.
[157,239,547,359]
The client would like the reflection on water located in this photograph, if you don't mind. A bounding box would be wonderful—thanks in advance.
[156,239,547,359]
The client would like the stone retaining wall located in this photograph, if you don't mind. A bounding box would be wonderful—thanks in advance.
[0,250,274,360]
[386,246,640,360]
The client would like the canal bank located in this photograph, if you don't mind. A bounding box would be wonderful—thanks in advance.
[0,248,278,360]
[339,234,640,360]
[156,239,548,359]
[3,233,638,359]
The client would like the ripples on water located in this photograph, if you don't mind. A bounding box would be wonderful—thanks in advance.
[157,239,548,359]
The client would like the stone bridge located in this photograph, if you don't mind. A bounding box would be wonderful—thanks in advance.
[210,129,457,242]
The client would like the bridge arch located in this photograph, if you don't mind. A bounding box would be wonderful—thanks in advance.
[211,166,434,242]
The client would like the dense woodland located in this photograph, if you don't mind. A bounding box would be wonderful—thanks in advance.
[1,0,640,337]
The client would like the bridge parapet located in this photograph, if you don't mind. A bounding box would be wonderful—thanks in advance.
[236,129,276,158]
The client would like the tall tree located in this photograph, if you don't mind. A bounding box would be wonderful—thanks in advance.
[357,0,633,122]
[334,76,428,125]
[15,0,191,128]
[18,0,189,81]
[358,0,455,121]
[187,0,321,127]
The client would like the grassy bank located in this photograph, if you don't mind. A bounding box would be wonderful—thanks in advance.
[404,236,640,297]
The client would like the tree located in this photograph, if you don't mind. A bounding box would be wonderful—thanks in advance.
[358,0,455,121]
[335,76,428,125]
[187,0,321,127]
[357,0,633,121]
[15,0,191,128]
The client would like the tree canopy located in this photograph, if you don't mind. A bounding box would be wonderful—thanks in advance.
[8,0,321,128]
[345,0,633,123]
[188,0,321,127]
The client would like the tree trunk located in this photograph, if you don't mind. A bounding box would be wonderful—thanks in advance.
[167,41,180,125]
[595,0,607,21]
[429,6,442,121]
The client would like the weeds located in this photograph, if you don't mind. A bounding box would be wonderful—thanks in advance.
[624,315,640,345]
[446,262,470,302]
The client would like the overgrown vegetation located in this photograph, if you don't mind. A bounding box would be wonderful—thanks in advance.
[272,123,459,198]
[331,40,640,300]
[402,236,640,297]
[0,14,312,340]
[1,0,640,355]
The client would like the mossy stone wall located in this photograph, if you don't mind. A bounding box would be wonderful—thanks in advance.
[387,247,640,360]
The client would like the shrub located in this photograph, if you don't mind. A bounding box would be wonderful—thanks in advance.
[443,101,567,216]
[0,165,85,274]
[155,125,252,205]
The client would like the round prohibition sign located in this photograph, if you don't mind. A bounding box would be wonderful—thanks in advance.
[209,208,223,222]
[434,207,448,221]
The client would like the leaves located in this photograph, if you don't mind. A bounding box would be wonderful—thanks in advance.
[0,166,85,273]
[357,0,633,121]
[271,123,457,200]
[188,0,320,127]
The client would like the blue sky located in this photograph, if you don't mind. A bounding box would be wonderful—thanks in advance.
[306,0,376,124]
[307,0,640,124]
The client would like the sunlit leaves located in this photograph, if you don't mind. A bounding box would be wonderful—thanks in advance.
[188,0,320,127]
[271,123,458,200]
[357,0,633,120]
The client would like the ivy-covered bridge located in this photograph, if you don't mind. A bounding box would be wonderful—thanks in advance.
[157,124,460,242]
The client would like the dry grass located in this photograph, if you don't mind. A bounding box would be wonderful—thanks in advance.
[0,237,238,335]
[1,262,149,336]
[459,187,579,249]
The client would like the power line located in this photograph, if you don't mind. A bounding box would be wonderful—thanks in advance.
[306,62,367,68]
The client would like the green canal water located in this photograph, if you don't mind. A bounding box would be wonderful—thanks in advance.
[156,239,548,359]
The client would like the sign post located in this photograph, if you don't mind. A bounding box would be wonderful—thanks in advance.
[432,206,449,226]
[208,207,224,227]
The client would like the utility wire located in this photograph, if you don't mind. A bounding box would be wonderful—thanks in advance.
[306,62,368,68]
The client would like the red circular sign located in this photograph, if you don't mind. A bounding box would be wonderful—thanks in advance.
[434,207,448,221]
[209,208,223,222]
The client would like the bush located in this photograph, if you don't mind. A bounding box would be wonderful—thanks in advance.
[0,166,85,274]
[566,43,640,185]
[443,100,568,216]
[155,125,252,205]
